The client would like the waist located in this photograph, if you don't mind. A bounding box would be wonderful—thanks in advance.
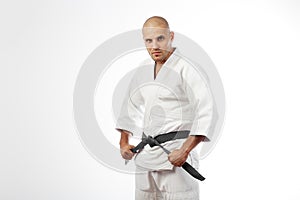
[151,130,190,147]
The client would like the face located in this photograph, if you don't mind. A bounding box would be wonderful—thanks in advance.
[142,27,174,63]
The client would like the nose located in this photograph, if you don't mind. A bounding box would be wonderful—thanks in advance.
[151,40,159,49]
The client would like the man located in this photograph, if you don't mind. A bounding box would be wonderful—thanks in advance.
[116,16,216,200]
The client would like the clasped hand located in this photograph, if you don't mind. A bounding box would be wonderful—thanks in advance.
[120,144,189,166]
[120,144,135,160]
[168,149,188,167]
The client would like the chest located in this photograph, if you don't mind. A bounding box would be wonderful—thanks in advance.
[134,64,186,105]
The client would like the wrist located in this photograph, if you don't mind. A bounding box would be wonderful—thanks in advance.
[119,130,130,147]
[179,147,190,156]
[119,141,129,148]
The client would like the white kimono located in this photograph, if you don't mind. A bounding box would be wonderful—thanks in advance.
[116,48,216,171]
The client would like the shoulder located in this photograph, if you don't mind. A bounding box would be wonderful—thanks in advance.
[180,58,209,80]
[139,58,153,66]
[129,58,153,86]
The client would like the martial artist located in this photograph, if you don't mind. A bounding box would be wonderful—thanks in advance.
[116,16,216,200]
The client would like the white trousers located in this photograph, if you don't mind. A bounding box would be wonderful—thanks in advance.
[135,166,199,200]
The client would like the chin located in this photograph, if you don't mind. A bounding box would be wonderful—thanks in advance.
[152,56,162,62]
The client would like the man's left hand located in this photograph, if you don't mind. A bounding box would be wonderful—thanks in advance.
[168,149,189,167]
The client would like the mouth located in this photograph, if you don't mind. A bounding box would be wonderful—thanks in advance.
[152,51,162,56]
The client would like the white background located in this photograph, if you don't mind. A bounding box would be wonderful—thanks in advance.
[1,0,300,199]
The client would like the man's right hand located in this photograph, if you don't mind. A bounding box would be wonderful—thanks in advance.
[119,130,135,160]
[120,144,135,160]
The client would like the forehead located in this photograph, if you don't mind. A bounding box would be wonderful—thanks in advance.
[142,27,170,38]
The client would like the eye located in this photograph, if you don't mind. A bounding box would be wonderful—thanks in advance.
[145,39,152,43]
[157,36,165,41]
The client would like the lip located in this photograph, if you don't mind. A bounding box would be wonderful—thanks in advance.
[152,51,161,55]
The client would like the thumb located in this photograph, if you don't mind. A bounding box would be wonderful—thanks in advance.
[128,145,135,151]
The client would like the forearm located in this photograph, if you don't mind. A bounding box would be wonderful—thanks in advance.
[119,130,135,160]
[180,135,206,154]
[168,135,205,166]
[119,130,131,147]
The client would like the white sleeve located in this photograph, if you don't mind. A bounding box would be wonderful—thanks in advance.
[182,63,217,141]
[115,75,144,136]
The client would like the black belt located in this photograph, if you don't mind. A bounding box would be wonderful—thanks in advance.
[131,131,190,152]
[131,131,205,181]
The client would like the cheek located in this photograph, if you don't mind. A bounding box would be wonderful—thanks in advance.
[166,39,172,47]
[146,48,152,54]
[161,40,171,50]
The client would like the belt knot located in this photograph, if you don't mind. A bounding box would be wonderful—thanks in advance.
[142,135,158,147]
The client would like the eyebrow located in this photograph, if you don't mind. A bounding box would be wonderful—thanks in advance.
[144,35,165,41]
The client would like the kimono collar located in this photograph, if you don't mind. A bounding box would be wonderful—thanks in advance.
[162,47,180,68]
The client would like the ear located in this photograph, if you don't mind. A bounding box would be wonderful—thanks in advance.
[170,31,174,41]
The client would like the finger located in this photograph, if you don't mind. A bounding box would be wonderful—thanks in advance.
[121,150,130,159]
[124,155,131,160]
[123,153,131,160]
[176,162,184,167]
[173,158,184,167]
[124,151,132,157]
[124,151,134,159]
[126,150,134,156]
